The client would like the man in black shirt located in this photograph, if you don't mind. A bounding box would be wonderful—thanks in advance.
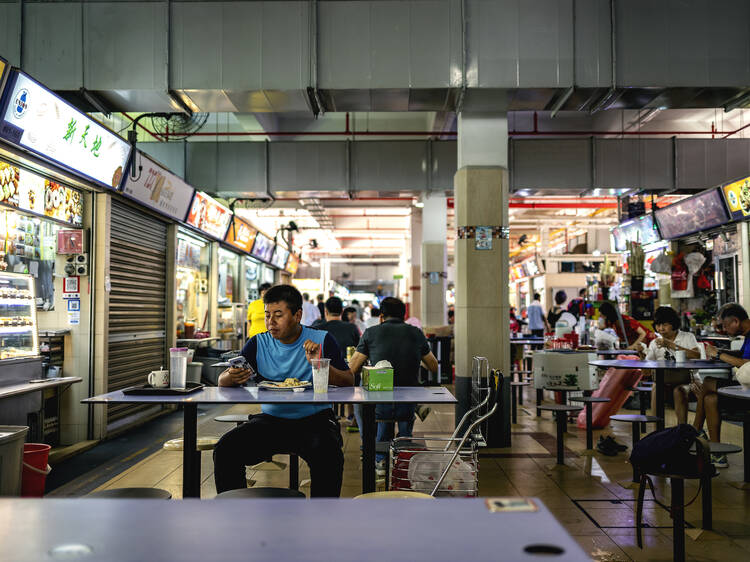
[349,297,438,471]
[315,297,361,352]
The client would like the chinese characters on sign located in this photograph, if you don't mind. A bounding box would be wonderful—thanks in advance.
[121,152,195,222]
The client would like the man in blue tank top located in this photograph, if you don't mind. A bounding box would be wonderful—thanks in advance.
[213,285,353,497]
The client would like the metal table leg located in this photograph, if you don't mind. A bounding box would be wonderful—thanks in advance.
[702,473,712,531]
[655,369,665,432]
[361,404,376,493]
[511,385,518,424]
[555,412,565,465]
[631,423,641,483]
[672,477,686,562]
[289,454,299,490]
[182,403,200,498]
[536,389,543,417]
[585,403,593,450]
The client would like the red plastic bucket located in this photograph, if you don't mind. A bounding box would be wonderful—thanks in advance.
[22,443,51,497]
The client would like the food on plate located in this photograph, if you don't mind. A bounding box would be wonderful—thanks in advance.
[264,378,307,388]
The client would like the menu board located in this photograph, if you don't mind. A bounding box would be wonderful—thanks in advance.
[655,188,729,240]
[0,159,83,226]
[285,253,300,275]
[176,238,202,270]
[611,214,661,251]
[0,71,131,189]
[121,152,194,221]
[271,245,290,269]
[224,216,258,253]
[185,192,232,240]
[250,232,274,263]
[721,176,750,221]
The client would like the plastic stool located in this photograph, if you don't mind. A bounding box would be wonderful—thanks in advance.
[87,487,172,499]
[163,437,218,451]
[569,396,611,450]
[538,404,583,465]
[215,487,305,499]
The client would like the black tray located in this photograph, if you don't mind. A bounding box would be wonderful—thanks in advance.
[122,382,204,395]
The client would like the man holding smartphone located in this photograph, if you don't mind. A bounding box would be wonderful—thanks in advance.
[213,284,353,497]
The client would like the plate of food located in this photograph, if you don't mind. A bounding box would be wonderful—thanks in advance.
[258,378,311,391]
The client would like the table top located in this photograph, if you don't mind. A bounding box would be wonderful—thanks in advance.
[510,339,545,345]
[0,377,82,400]
[82,385,457,405]
[0,498,588,562]
[595,349,637,356]
[718,385,750,400]
[589,359,730,370]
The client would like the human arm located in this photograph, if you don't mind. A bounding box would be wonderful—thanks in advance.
[656,334,701,359]
[626,326,648,350]
[704,343,750,368]
[218,338,259,387]
[421,351,438,373]
[303,335,354,387]
[348,351,369,376]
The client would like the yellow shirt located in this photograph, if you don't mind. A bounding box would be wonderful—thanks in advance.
[247,298,267,338]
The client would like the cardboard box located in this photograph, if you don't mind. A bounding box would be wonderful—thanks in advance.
[362,365,394,391]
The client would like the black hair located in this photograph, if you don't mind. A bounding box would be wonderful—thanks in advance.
[380,297,406,320]
[352,299,360,305]
[554,290,567,305]
[259,282,272,293]
[448,309,454,318]
[653,306,681,331]
[565,301,580,319]
[263,284,303,314]
[316,293,324,301]
[598,301,619,324]
[579,288,586,297]
[325,296,344,315]
[370,307,380,317]
[302,292,310,300]
[342,306,357,322]
[533,293,541,301]
[718,303,749,322]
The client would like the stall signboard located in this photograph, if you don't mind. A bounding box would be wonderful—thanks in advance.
[721,176,750,221]
[224,216,258,253]
[0,56,8,101]
[0,71,131,190]
[285,253,300,275]
[122,152,195,222]
[610,214,661,251]
[0,159,83,226]
[654,188,730,240]
[185,191,232,240]
[271,245,290,269]
[250,232,274,263]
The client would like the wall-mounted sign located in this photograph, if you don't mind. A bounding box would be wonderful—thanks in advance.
[475,226,493,250]
[721,176,750,221]
[285,253,300,275]
[0,71,131,189]
[0,159,83,226]
[271,245,289,269]
[185,191,232,240]
[224,216,258,253]
[250,232,274,263]
[122,152,195,221]
[654,188,730,240]
[610,214,661,251]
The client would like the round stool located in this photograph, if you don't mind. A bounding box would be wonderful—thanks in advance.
[510,382,531,424]
[569,396,611,450]
[214,414,250,425]
[626,385,653,431]
[163,437,219,451]
[87,487,172,499]
[215,487,305,499]
[609,414,662,482]
[538,404,583,465]
[354,491,434,499]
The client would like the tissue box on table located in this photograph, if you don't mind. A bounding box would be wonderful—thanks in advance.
[362,361,394,391]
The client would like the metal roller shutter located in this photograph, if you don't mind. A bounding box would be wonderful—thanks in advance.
[107,200,168,424]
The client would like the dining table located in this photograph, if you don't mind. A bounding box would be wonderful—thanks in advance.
[716,385,750,485]
[83,385,457,497]
[589,359,731,431]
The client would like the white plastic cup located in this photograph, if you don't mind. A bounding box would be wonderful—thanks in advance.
[169,347,189,388]
[674,350,687,363]
[311,358,330,393]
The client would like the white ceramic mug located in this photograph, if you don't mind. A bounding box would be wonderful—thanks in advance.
[148,370,169,388]
[674,350,687,363]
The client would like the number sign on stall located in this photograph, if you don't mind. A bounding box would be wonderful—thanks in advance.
[0,71,131,190]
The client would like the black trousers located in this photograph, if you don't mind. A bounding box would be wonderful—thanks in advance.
[531,329,545,337]
[213,409,344,498]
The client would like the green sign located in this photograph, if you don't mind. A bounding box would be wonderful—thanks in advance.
[393,274,403,280]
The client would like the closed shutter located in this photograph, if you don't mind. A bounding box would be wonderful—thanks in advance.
[107,200,168,424]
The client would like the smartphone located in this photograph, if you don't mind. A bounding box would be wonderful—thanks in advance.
[228,355,252,372]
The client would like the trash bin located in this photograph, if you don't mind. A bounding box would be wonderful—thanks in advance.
[22,443,51,497]
[187,362,203,385]
[0,426,29,496]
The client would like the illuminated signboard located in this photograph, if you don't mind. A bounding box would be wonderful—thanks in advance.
[0,56,8,102]
[721,176,750,221]
[0,71,131,189]
[610,214,661,251]
[0,159,83,227]
[185,191,232,240]
[224,216,258,253]
[654,188,729,240]
[250,232,274,263]
[285,253,300,275]
[271,245,290,269]
[121,152,195,222]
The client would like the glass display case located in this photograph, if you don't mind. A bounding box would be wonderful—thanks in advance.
[175,231,211,339]
[0,272,39,359]
[217,303,246,351]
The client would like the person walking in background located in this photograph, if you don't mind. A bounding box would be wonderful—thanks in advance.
[547,290,567,329]
[365,307,380,329]
[247,283,272,338]
[316,293,326,319]
[527,293,549,337]
[301,292,321,326]
[344,306,366,335]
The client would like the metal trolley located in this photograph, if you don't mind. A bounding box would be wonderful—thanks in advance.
[388,368,502,497]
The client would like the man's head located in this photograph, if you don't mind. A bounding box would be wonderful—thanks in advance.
[264,285,303,340]
[302,292,310,302]
[533,293,541,302]
[654,306,680,338]
[259,282,272,297]
[325,296,344,318]
[380,297,406,321]
[716,303,749,336]
[343,306,357,324]
[316,293,324,303]
[579,288,586,298]
[554,290,567,306]
[371,307,380,319]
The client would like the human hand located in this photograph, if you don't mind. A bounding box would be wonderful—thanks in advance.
[704,343,718,360]
[225,367,252,385]
[690,380,705,398]
[303,340,321,364]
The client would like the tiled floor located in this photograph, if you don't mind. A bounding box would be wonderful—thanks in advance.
[52,386,750,561]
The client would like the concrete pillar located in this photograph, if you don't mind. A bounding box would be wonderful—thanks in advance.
[409,209,422,320]
[421,195,447,327]
[454,112,510,446]
[740,222,750,308]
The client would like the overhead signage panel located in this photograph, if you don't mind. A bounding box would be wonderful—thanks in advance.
[285,253,299,275]
[0,71,131,189]
[721,176,750,221]
[224,216,258,253]
[122,152,195,222]
[0,158,83,227]
[271,245,289,269]
[250,232,274,263]
[185,191,232,240]
[610,214,661,251]
[654,188,729,240]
